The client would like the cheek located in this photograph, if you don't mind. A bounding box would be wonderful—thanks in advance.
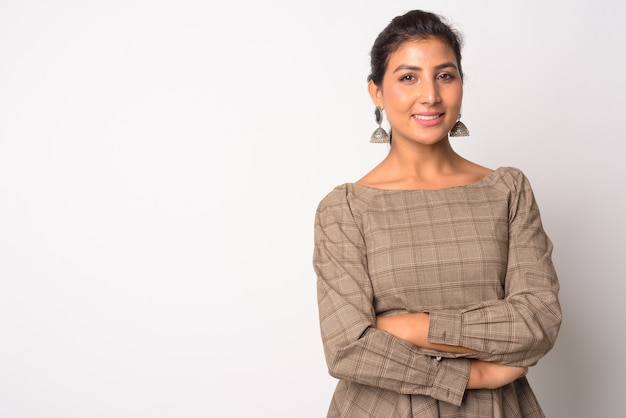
[448,85,463,106]
[383,84,413,109]
[437,89,462,115]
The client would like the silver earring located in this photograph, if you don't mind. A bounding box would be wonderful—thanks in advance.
[370,106,390,143]
[449,114,469,137]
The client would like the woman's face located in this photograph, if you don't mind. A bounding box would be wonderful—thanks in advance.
[369,37,463,147]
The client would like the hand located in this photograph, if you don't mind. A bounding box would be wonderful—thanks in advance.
[467,360,528,390]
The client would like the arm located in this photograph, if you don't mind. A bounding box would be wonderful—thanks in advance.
[375,314,529,386]
[427,170,562,366]
[467,360,528,389]
[314,188,470,406]
[370,307,528,388]
[376,312,476,354]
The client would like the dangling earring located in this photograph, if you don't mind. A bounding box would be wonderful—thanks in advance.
[370,106,390,143]
[449,114,469,137]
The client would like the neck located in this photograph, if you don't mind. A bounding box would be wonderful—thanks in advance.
[384,137,464,180]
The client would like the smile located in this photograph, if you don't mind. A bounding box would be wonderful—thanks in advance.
[413,114,443,120]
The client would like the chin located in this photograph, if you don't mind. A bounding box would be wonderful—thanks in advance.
[415,133,449,145]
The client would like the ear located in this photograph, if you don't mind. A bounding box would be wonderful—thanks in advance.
[367,80,383,108]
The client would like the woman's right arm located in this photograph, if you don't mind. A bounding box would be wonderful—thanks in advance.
[314,190,522,406]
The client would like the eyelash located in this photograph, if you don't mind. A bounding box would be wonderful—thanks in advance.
[399,73,456,82]
[438,73,455,81]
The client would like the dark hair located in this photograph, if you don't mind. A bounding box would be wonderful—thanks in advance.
[368,10,464,86]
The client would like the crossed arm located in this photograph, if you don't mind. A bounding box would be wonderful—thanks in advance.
[376,313,528,389]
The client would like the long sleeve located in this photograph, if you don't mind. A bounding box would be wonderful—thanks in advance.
[314,188,470,407]
[427,170,562,366]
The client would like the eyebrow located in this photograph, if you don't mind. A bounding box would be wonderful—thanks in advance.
[393,62,458,73]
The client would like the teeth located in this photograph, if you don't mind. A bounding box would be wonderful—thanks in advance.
[414,114,441,120]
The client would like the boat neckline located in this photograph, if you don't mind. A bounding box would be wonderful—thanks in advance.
[346,167,505,192]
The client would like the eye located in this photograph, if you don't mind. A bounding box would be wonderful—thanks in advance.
[437,73,456,82]
[399,74,416,82]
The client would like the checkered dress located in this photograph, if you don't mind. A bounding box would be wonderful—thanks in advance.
[313,167,561,417]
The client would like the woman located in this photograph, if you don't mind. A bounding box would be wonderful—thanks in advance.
[313,10,561,417]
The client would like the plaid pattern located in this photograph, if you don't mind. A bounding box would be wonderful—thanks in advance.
[313,167,561,417]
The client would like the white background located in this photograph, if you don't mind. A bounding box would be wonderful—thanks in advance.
[1,1,624,417]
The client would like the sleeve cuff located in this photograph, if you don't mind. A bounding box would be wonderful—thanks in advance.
[428,310,462,346]
[427,357,470,406]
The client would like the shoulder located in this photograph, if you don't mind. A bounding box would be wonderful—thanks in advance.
[316,184,350,212]
[315,183,381,222]
[488,167,544,221]
[489,166,534,195]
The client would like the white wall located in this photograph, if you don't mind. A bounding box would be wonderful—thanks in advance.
[1,1,624,417]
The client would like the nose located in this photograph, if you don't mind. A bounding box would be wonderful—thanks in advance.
[418,79,440,105]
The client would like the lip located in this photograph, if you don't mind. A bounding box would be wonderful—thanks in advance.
[412,112,445,127]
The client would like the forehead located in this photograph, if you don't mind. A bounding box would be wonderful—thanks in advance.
[387,38,457,68]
